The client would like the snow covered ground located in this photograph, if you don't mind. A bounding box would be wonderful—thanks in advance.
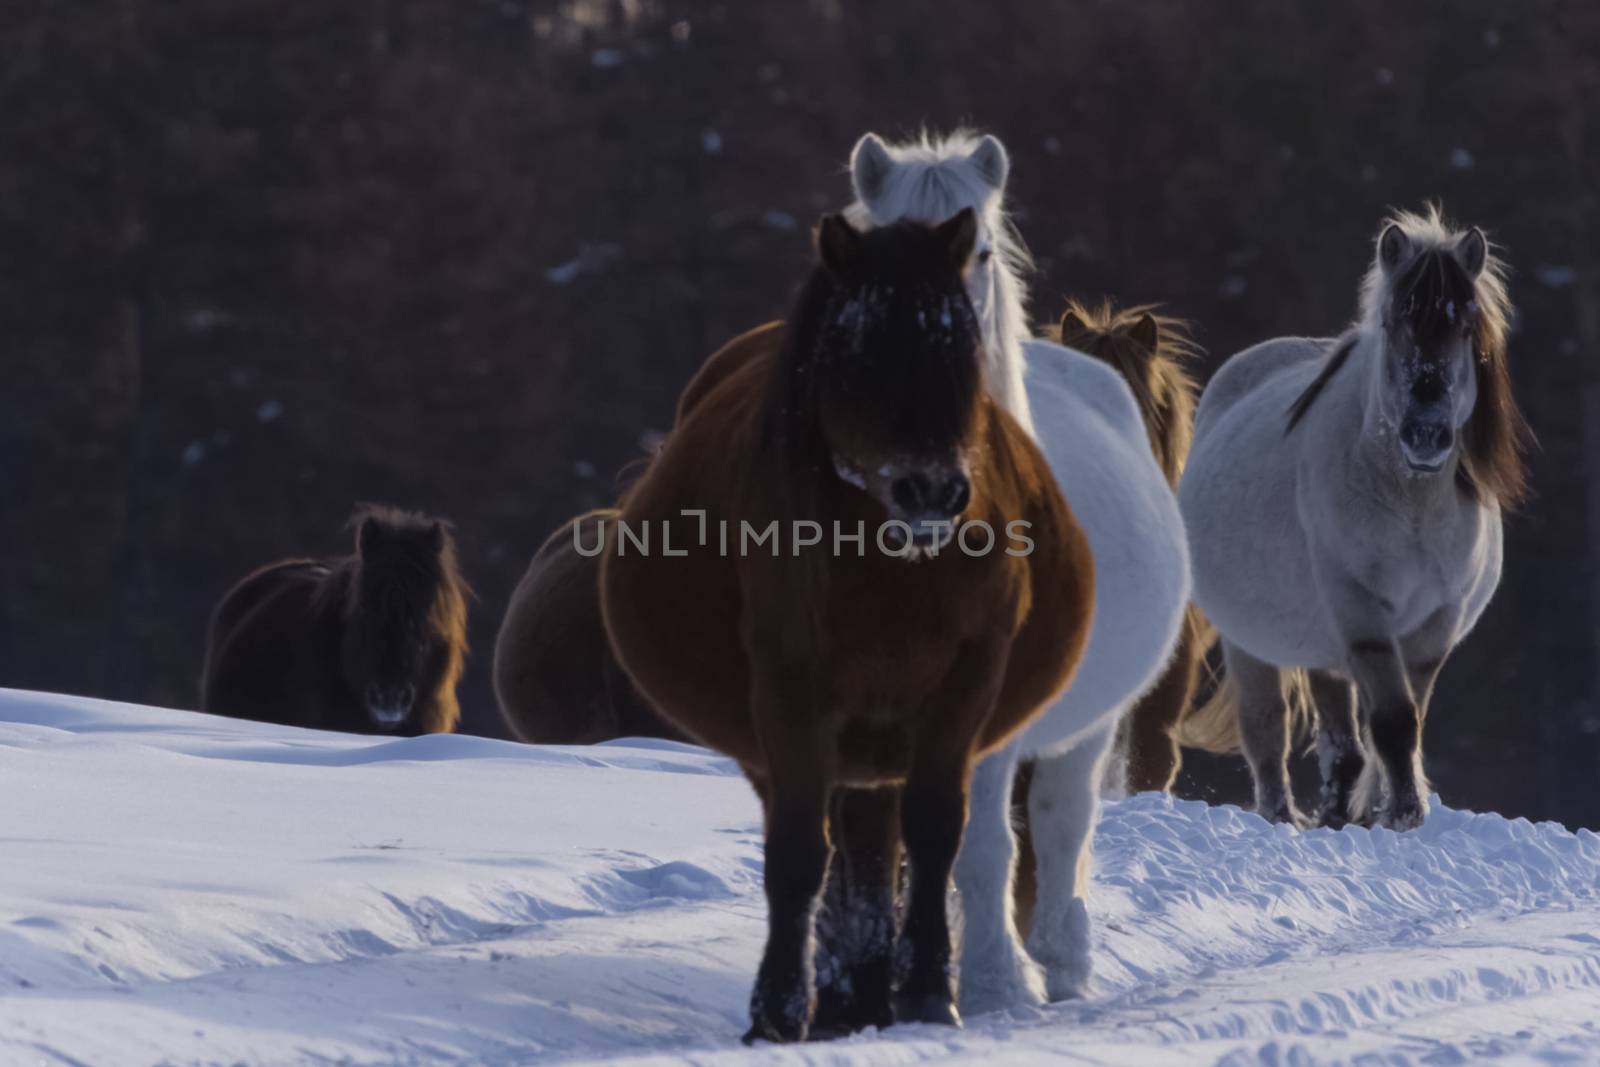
[2,687,1599,1066]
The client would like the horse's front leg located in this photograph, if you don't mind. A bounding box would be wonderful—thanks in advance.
[811,785,900,1038]
[1309,670,1363,828]
[952,740,1045,1015]
[744,664,833,1045]
[1345,637,1428,831]
[898,636,1010,1027]
[1025,719,1116,1001]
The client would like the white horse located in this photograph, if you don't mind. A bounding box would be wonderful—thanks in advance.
[847,131,1190,1013]
[1177,207,1529,831]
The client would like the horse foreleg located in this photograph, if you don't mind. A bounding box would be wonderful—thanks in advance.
[1309,670,1362,828]
[744,704,833,1044]
[1225,639,1307,826]
[952,741,1045,1015]
[811,785,900,1038]
[897,637,1008,1028]
[1024,720,1115,1001]
[897,749,970,1027]
[1346,637,1427,831]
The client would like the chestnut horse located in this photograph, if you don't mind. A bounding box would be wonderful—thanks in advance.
[1049,302,1207,794]
[202,506,468,735]
[601,212,1094,1042]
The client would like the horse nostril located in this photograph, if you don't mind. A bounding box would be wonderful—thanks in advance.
[941,474,971,516]
[1401,420,1451,455]
[400,684,417,710]
[891,473,932,513]
[364,682,383,707]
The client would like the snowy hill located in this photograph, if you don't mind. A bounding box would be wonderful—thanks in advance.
[2,688,1598,1065]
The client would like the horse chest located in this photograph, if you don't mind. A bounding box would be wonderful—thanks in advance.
[820,558,1016,711]
[1337,507,1483,635]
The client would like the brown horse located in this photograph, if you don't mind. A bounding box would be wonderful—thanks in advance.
[601,211,1094,1042]
[1051,301,1208,794]
[491,325,782,746]
[202,506,468,736]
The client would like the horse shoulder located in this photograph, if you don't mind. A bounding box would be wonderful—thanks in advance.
[674,321,784,426]
[1457,502,1505,637]
[605,358,761,762]
[983,411,1096,753]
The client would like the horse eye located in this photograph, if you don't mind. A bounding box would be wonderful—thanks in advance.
[977,250,993,265]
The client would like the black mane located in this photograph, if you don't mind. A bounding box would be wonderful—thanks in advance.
[1388,247,1478,353]
[767,221,983,474]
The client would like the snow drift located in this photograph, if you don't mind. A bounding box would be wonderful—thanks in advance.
[2,687,1597,1065]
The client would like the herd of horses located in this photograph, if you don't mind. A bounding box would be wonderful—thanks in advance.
[199,130,1528,1043]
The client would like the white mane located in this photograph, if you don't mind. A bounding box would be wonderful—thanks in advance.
[844,130,1035,434]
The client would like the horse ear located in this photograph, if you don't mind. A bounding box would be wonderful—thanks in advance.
[1058,309,1089,343]
[1128,312,1160,355]
[816,213,862,275]
[936,207,978,270]
[969,134,1010,191]
[1455,226,1488,278]
[1378,223,1410,271]
[357,514,382,556]
[428,520,448,553]
[850,133,894,207]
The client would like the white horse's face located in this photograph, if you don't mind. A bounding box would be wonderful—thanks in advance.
[848,132,1013,358]
[1374,225,1488,474]
[961,218,1006,351]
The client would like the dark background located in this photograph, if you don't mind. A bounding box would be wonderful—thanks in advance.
[3,1,1597,827]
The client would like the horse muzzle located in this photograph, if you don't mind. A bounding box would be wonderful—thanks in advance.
[1399,417,1454,474]
[888,469,970,550]
[364,683,417,729]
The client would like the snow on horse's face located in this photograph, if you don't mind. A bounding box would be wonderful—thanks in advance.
[808,211,984,551]
[1373,224,1488,473]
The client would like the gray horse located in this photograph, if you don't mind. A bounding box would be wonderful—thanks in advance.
[1178,206,1530,831]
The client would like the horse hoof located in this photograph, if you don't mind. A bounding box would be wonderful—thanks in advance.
[894,991,962,1027]
[744,991,811,1045]
[1316,803,1350,830]
[742,1015,807,1045]
[1383,795,1428,832]
[957,955,1046,1016]
[810,991,893,1039]
[1258,803,1309,829]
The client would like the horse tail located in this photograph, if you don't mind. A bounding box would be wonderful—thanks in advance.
[1173,668,1242,753]
[1173,621,1316,754]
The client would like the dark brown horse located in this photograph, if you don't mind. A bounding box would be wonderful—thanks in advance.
[1052,301,1208,794]
[490,324,782,746]
[202,506,468,736]
[602,212,1095,1042]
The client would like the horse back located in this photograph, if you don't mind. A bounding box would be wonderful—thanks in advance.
[674,320,783,426]
[201,559,334,722]
[1193,335,1331,441]
[493,510,683,744]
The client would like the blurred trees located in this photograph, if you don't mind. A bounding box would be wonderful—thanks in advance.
[2,0,1597,825]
